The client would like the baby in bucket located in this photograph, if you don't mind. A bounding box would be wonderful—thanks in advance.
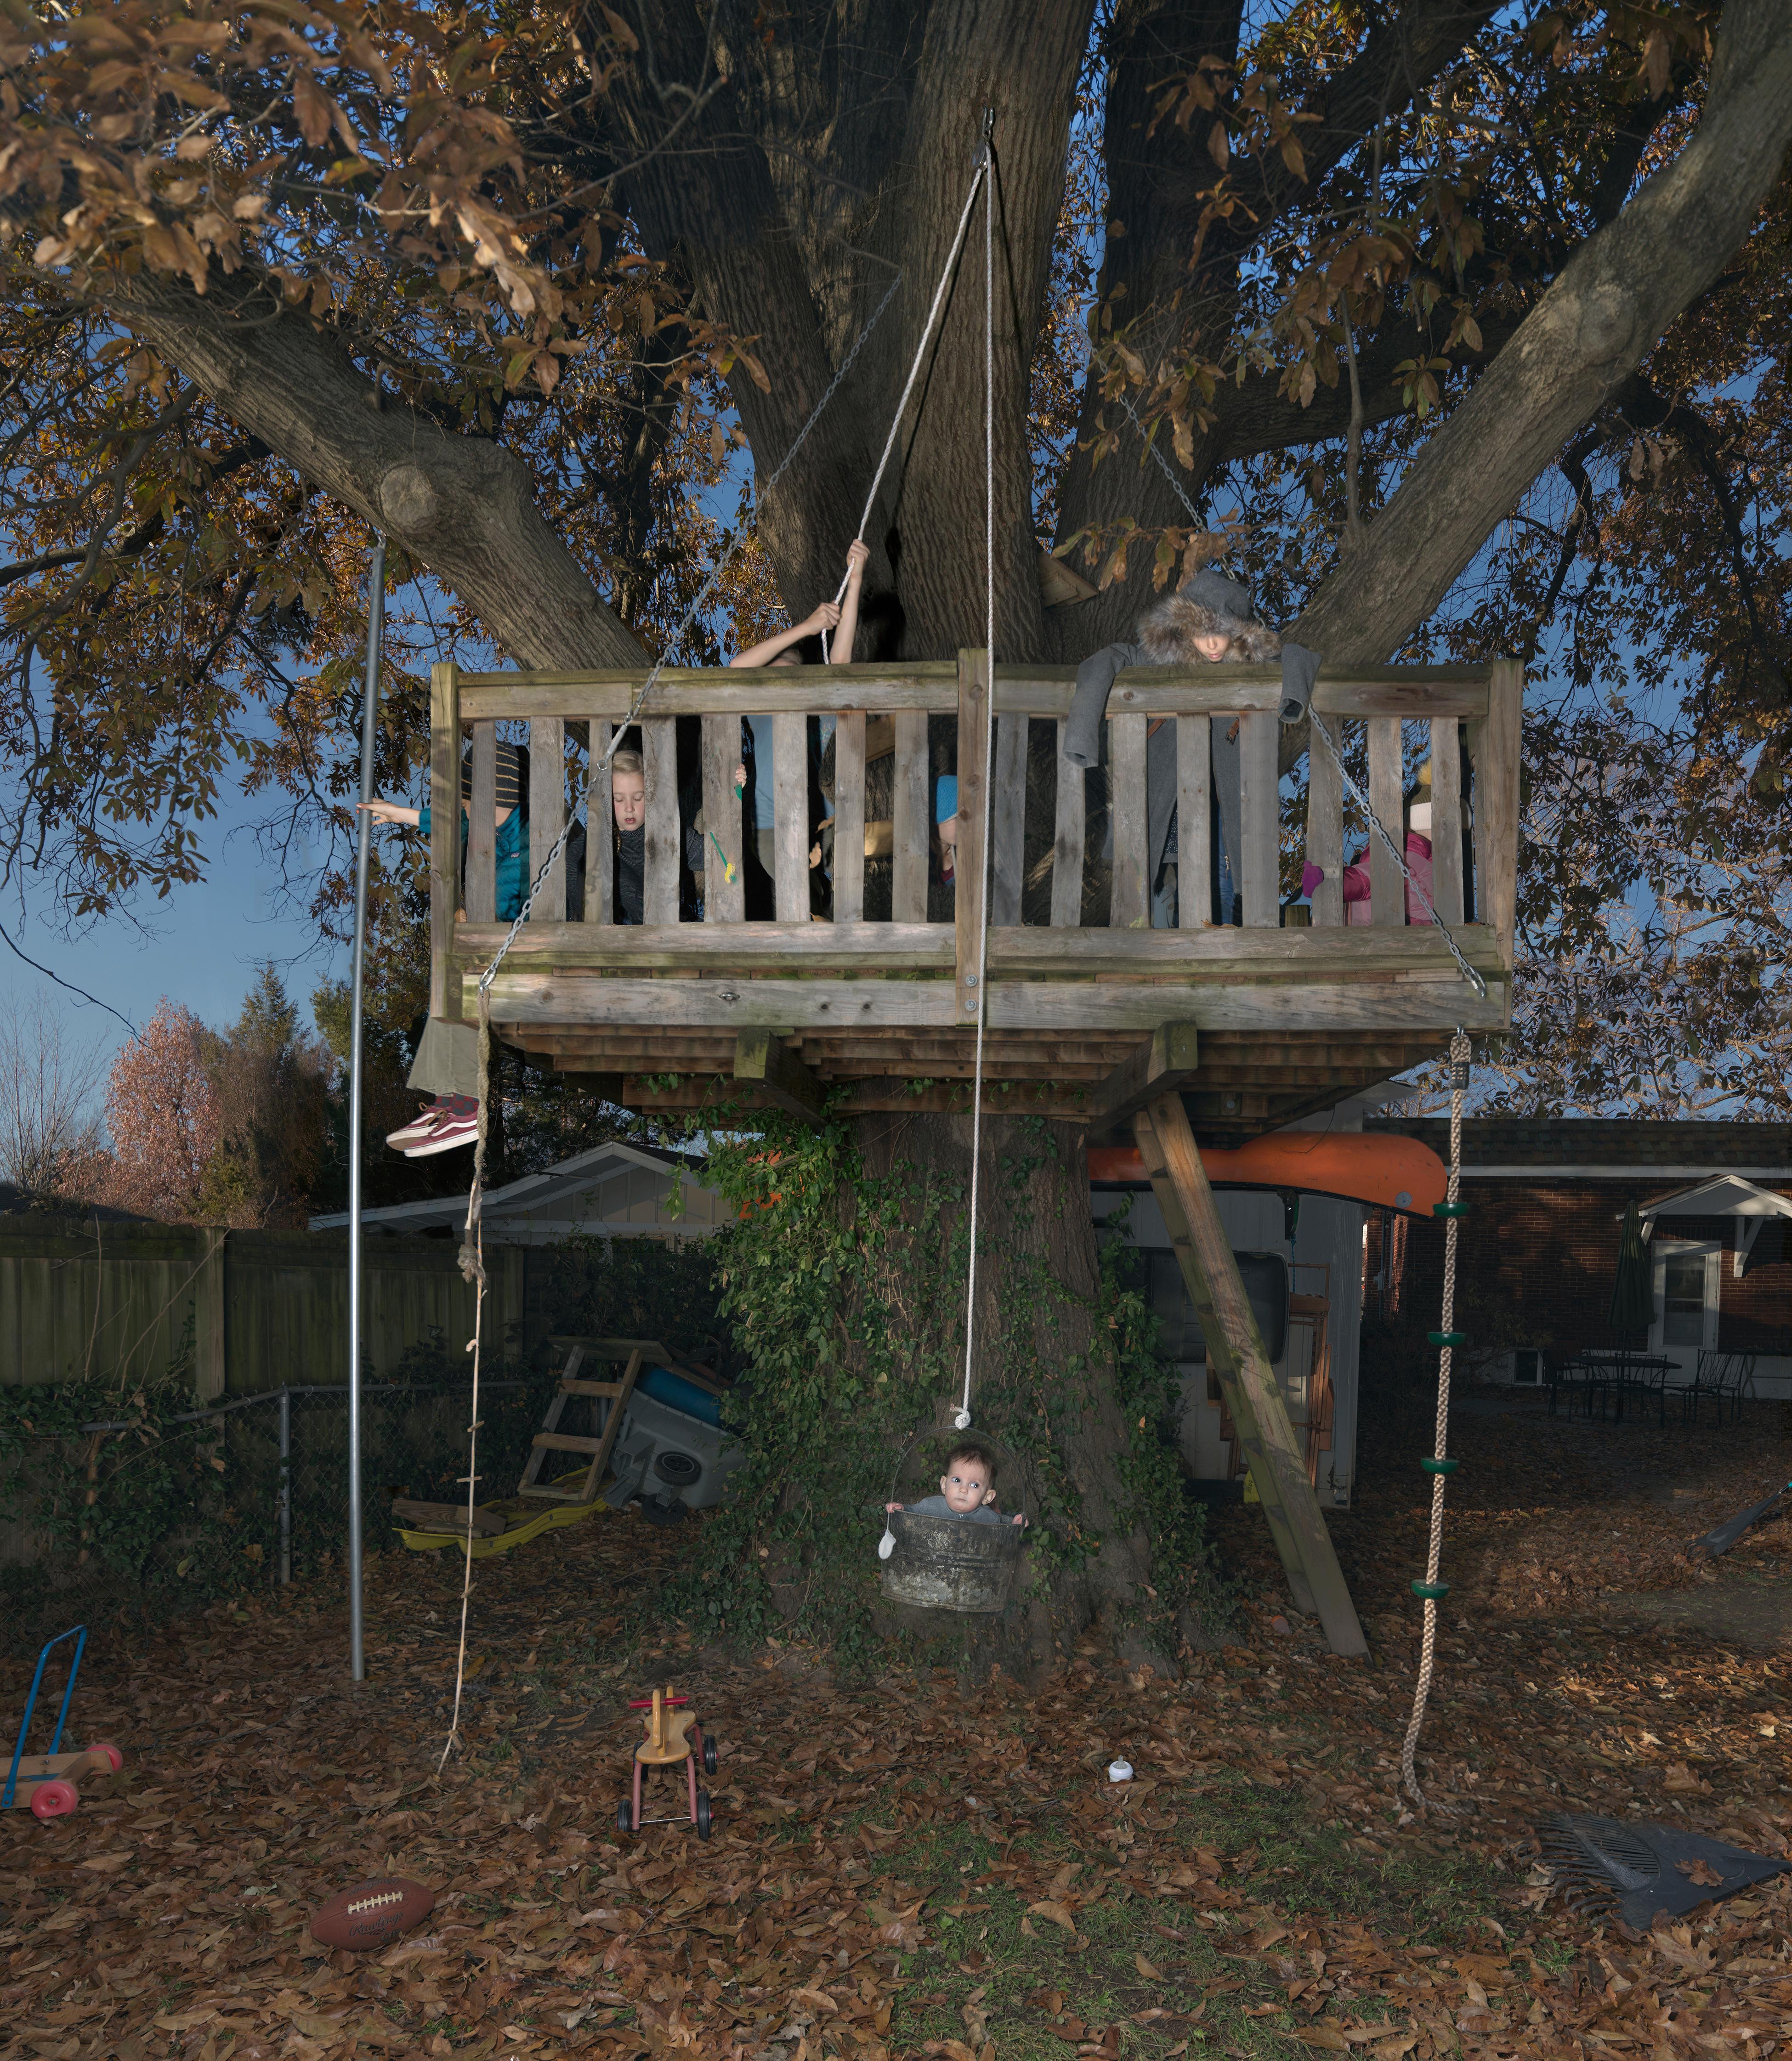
[886,1441,1026,1527]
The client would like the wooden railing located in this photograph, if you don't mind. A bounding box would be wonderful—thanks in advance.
[428,654,1520,1030]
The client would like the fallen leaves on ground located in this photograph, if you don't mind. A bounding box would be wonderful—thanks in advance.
[1,1391,1788,2061]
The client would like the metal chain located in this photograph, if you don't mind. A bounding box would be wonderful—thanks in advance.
[1114,390,1485,1002]
[475,266,907,997]
[1308,717,1486,1000]
[1400,1025,1472,1808]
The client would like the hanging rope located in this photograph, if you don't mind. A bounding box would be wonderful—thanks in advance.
[438,988,493,1770]
[1112,391,1484,1001]
[954,109,998,1434]
[821,144,992,660]
[1398,1025,1472,1808]
[436,169,1008,1734]
[469,266,906,996]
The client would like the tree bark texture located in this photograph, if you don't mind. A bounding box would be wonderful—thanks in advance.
[848,1112,1163,1679]
[612,0,1094,658]
[96,271,645,672]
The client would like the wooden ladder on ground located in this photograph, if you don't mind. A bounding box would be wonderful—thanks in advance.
[517,1341,644,1503]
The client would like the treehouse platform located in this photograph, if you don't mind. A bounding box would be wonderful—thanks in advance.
[427,652,1520,1143]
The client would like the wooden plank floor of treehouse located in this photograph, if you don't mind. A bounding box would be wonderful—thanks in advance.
[517,1342,643,1503]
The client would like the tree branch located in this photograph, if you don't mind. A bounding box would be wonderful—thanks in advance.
[88,272,643,670]
[1285,0,1792,675]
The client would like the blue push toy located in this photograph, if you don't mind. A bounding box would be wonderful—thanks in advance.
[3,1626,125,1821]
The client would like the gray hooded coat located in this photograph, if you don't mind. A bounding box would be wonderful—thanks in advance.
[1062,570,1320,904]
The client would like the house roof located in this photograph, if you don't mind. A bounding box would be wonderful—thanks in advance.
[1639,1175,1792,1219]
[308,1141,728,1242]
[1362,1117,1792,1179]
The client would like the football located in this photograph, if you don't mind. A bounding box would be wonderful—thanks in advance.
[310,1878,435,1953]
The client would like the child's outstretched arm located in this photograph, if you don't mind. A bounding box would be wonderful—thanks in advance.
[830,539,870,664]
[730,598,842,668]
[359,798,420,827]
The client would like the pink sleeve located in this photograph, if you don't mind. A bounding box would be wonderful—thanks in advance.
[1404,832,1434,924]
[1340,861,1371,903]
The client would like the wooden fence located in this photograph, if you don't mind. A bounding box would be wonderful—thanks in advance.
[0,1215,526,1398]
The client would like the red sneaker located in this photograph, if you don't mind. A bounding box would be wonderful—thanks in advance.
[402,1096,481,1157]
[386,1099,450,1151]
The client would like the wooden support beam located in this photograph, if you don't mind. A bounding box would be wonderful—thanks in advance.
[1089,1022,1200,1132]
[428,661,461,1021]
[1134,1094,1367,1657]
[734,1029,828,1126]
[956,648,992,1021]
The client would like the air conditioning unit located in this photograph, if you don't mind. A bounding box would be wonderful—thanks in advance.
[605,1387,744,1512]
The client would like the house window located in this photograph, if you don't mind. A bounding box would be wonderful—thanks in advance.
[1512,1348,1542,1384]
[1661,1253,1707,1347]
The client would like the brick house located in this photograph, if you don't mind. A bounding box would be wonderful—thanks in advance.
[1360,1119,1792,1399]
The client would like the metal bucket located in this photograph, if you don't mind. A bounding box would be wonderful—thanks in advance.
[879,1511,1025,1614]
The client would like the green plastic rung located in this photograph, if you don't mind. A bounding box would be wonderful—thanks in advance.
[1433,1200,1468,1219]
[1420,1456,1459,1475]
[1429,1330,1468,1348]
[1411,1580,1450,1601]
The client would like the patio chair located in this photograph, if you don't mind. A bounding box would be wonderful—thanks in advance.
[1705,1353,1758,1426]
[1548,1353,1600,1421]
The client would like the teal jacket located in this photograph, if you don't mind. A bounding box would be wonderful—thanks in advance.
[418,805,531,921]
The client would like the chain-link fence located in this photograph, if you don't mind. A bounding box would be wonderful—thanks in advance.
[0,1365,564,1657]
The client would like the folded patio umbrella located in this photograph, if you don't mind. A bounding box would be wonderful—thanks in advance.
[1610,1197,1654,1335]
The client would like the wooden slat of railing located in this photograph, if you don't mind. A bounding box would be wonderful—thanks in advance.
[700,715,743,923]
[834,712,866,922]
[643,718,680,924]
[1306,713,1344,929]
[428,662,461,1020]
[584,720,613,928]
[1050,721,1084,927]
[1367,717,1403,927]
[1177,715,1212,929]
[1428,716,1464,926]
[892,710,928,923]
[467,722,497,925]
[1239,710,1278,929]
[1109,713,1148,929]
[528,716,565,923]
[955,649,991,1019]
[989,712,1026,927]
[773,711,808,924]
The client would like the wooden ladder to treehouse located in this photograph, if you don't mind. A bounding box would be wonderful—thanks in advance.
[517,1341,643,1503]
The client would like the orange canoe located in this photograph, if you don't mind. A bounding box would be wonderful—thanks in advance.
[1087,1131,1446,1215]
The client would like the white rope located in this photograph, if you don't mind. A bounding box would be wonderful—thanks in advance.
[1399,1025,1471,1808]
[822,154,990,661]
[956,111,998,1434]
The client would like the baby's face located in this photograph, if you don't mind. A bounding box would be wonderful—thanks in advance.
[939,1460,992,1514]
[1192,631,1232,663]
[613,771,646,832]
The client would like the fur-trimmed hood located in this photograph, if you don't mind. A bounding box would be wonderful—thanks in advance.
[1137,570,1281,665]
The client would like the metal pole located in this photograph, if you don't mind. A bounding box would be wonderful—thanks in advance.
[348,537,386,1681]
[278,1386,291,1588]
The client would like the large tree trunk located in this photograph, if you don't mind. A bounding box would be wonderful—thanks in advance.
[846,1113,1167,1679]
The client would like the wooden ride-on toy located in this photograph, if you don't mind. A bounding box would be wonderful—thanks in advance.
[617,1688,716,1840]
[4,1625,125,1822]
